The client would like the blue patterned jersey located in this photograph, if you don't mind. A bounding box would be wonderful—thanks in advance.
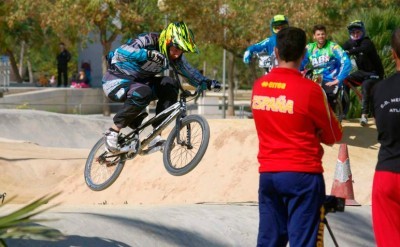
[300,40,352,85]
[108,32,207,88]
[243,34,277,64]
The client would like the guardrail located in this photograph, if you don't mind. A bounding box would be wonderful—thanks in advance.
[0,102,252,119]
[0,56,11,94]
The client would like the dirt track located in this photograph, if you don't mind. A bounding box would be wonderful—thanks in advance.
[0,109,379,206]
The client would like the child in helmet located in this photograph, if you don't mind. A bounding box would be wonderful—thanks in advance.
[102,21,221,152]
[243,14,289,65]
[342,20,384,126]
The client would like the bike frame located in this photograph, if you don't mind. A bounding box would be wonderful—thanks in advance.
[118,85,199,156]
[343,77,363,102]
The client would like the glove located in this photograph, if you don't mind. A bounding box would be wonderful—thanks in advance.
[147,50,166,66]
[243,50,251,64]
[206,79,222,92]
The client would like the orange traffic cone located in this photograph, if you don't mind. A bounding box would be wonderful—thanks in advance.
[330,143,361,206]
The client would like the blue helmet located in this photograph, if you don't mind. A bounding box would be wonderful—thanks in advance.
[347,20,365,41]
[270,15,289,35]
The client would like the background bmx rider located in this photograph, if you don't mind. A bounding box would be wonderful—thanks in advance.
[342,20,384,126]
[300,24,352,111]
[243,14,289,65]
[102,21,221,152]
[251,26,343,246]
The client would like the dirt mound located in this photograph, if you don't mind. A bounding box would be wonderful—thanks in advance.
[0,113,379,206]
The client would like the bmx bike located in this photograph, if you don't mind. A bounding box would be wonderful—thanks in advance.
[84,81,210,191]
[304,69,350,123]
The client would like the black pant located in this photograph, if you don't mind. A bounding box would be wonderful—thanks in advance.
[344,70,381,115]
[112,76,178,129]
[321,83,339,110]
[57,66,68,87]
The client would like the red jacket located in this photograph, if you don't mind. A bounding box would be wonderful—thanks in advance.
[252,67,343,173]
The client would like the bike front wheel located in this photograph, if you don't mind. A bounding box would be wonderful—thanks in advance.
[163,115,210,176]
[84,137,126,191]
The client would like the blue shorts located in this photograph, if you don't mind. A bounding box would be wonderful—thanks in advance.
[257,172,326,247]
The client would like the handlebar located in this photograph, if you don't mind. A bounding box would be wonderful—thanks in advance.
[176,79,203,99]
[254,52,276,72]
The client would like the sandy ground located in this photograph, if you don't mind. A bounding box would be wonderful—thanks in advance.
[0,110,379,206]
[0,109,379,246]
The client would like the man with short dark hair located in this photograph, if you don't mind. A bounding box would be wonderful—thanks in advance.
[300,25,352,110]
[252,27,343,246]
[372,27,400,247]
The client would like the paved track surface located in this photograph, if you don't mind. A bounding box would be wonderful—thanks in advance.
[2,204,374,247]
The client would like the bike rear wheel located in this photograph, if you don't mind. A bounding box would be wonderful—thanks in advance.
[84,137,126,191]
[163,115,210,176]
[335,87,350,123]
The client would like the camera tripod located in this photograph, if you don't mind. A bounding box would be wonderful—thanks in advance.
[323,217,339,247]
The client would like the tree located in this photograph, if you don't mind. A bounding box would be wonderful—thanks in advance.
[42,0,163,115]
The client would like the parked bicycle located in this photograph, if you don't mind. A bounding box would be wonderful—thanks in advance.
[84,81,210,191]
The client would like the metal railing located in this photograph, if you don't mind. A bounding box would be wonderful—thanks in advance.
[0,56,11,94]
[0,101,252,119]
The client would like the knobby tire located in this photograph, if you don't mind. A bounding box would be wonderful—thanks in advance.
[163,115,210,176]
[84,137,126,191]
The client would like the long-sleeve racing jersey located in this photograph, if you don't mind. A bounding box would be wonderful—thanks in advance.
[300,40,352,86]
[110,32,207,88]
[243,34,277,64]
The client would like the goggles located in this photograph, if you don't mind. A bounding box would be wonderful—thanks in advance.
[272,23,289,33]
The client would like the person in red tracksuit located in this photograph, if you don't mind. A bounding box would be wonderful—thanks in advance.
[251,27,343,247]
[372,28,400,247]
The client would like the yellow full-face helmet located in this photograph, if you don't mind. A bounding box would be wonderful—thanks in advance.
[159,21,199,58]
[270,14,289,34]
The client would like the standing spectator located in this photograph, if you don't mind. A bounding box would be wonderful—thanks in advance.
[243,14,289,65]
[342,20,384,126]
[300,24,352,110]
[251,27,343,247]
[56,42,71,87]
[372,28,400,247]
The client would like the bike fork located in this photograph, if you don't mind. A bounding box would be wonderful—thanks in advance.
[174,116,194,149]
